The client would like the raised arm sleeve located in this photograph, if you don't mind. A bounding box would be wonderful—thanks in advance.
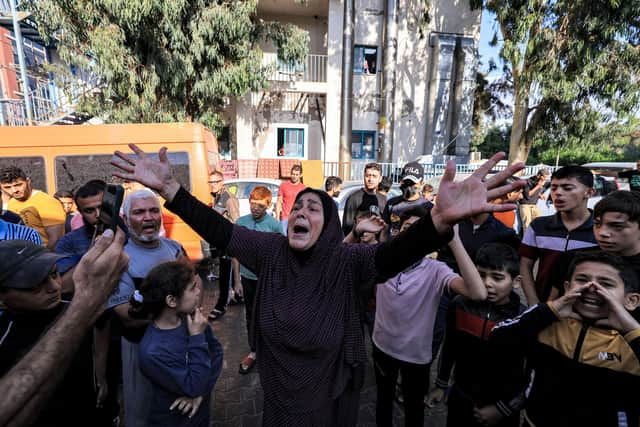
[374,209,453,280]
[166,187,282,273]
[489,303,558,350]
[165,187,234,252]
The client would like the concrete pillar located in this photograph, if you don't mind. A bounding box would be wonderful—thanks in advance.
[450,36,477,162]
[425,33,456,163]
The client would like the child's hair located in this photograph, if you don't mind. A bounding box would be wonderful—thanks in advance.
[551,165,594,188]
[422,183,434,194]
[399,205,429,227]
[249,185,273,206]
[594,191,640,225]
[475,243,520,278]
[54,190,74,199]
[291,164,303,174]
[566,251,640,293]
[129,261,195,319]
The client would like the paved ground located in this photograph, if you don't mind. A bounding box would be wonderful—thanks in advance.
[200,278,448,427]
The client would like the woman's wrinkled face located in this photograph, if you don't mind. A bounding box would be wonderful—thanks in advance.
[288,193,324,251]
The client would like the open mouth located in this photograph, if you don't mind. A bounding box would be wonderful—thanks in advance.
[292,224,309,235]
[142,223,157,232]
[580,295,604,307]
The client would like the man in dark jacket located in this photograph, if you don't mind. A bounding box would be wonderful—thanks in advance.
[341,162,386,236]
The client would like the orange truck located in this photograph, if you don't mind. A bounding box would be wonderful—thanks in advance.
[0,122,219,259]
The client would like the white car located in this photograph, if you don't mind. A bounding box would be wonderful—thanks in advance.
[225,178,282,217]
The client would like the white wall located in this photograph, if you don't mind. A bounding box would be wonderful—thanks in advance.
[259,14,328,54]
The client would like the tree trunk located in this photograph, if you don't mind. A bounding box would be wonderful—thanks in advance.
[508,87,531,166]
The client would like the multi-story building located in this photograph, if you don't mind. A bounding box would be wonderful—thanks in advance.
[229,0,481,169]
[0,1,98,126]
[1,0,480,173]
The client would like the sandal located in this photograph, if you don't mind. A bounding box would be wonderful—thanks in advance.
[238,354,256,374]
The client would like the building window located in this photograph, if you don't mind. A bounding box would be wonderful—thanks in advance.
[277,128,305,158]
[354,46,378,75]
[352,131,376,159]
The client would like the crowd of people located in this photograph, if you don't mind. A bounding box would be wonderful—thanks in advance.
[0,151,639,427]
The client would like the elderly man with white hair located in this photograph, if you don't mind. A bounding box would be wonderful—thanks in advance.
[107,188,187,427]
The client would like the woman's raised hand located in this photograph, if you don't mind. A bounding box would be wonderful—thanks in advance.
[430,152,524,234]
[111,144,181,202]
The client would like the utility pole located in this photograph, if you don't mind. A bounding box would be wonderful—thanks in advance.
[379,0,398,163]
[339,0,355,170]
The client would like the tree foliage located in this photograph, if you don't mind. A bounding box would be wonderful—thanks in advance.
[471,0,640,164]
[471,124,511,157]
[26,0,309,132]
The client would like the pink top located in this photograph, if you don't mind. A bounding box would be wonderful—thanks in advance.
[373,257,458,364]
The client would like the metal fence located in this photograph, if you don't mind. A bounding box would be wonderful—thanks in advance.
[322,161,555,183]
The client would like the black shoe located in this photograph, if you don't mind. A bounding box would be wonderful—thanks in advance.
[208,308,225,321]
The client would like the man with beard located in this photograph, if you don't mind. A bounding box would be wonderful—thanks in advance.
[341,162,386,236]
[324,176,343,200]
[107,188,186,427]
[382,162,433,237]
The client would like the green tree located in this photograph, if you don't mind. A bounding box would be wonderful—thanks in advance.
[532,117,640,164]
[471,124,511,158]
[471,0,640,164]
[471,70,511,136]
[26,0,309,132]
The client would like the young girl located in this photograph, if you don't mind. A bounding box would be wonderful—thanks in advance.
[129,261,223,427]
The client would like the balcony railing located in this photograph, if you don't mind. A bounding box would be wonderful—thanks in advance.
[1,65,102,125]
[262,52,327,83]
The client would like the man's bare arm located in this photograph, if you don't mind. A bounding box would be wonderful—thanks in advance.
[0,229,128,426]
[44,224,65,250]
[520,256,539,306]
[275,195,283,221]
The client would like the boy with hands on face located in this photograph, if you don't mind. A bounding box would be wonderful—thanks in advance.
[491,251,640,427]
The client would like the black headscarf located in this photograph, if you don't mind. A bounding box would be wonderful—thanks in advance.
[291,187,343,253]
[238,187,373,413]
